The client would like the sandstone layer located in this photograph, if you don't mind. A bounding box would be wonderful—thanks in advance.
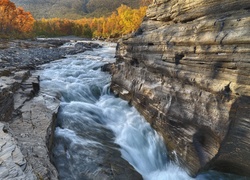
[111,0,250,177]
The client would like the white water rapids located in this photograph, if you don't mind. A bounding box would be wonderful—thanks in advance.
[39,41,246,180]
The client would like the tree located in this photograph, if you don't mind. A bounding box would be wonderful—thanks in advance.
[15,7,34,33]
[0,0,35,38]
[0,0,17,34]
[32,4,147,39]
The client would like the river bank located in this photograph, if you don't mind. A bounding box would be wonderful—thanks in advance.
[1,37,248,180]
[0,38,101,69]
[0,38,104,179]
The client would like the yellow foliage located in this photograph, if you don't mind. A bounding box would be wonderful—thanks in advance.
[34,4,147,39]
[90,5,147,38]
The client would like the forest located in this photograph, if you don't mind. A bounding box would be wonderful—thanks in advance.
[0,0,152,39]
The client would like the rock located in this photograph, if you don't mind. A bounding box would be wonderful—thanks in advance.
[0,122,36,179]
[0,70,29,122]
[101,63,115,73]
[0,89,14,122]
[9,72,60,180]
[0,39,99,70]
[0,69,12,77]
[111,0,250,177]
[0,67,60,179]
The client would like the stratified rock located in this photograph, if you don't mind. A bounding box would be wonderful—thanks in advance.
[10,72,60,180]
[0,70,29,122]
[111,0,250,177]
[0,68,59,179]
[0,122,36,179]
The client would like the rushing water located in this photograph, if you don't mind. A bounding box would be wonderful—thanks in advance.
[39,41,248,180]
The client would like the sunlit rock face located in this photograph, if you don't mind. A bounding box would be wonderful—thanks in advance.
[111,0,250,177]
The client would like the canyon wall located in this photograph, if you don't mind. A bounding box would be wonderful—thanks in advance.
[111,0,250,176]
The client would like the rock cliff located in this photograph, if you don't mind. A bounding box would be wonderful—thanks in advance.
[111,0,250,177]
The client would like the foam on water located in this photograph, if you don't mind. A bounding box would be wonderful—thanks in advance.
[39,41,245,180]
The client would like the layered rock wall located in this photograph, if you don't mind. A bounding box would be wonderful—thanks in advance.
[111,0,250,176]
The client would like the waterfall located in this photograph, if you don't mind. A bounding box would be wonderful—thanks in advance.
[39,41,246,180]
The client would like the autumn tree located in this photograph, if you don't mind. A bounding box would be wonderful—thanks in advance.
[97,4,147,38]
[0,0,17,34]
[15,7,35,33]
[0,0,35,38]
[33,4,147,39]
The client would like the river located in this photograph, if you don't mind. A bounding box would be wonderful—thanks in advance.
[39,41,247,180]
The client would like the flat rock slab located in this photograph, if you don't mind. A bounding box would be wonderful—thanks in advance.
[9,72,60,180]
[0,122,36,180]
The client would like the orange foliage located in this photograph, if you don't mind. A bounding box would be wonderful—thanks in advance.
[0,1,148,39]
[15,7,35,32]
[0,0,35,38]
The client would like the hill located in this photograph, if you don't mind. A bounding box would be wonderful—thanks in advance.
[11,0,143,19]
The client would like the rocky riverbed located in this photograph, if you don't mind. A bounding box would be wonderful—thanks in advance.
[0,38,102,179]
[0,38,101,69]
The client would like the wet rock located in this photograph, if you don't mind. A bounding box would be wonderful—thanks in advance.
[101,63,115,74]
[74,42,89,51]
[52,114,142,180]
[111,0,250,177]
[0,69,12,77]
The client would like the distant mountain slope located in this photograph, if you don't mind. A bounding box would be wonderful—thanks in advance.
[86,0,140,17]
[11,0,142,19]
